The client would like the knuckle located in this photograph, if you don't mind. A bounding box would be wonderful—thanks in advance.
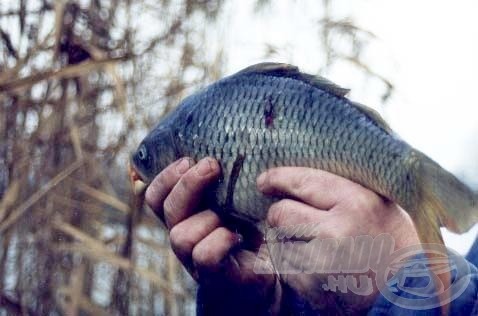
[157,166,175,187]
[163,194,176,214]
[289,173,304,191]
[150,175,169,197]
[192,243,214,267]
[268,200,291,226]
[178,173,195,193]
[169,225,194,257]
[194,227,231,267]
[294,172,315,195]
[163,196,180,226]
[145,173,171,207]
[297,180,316,201]
[179,166,212,194]
[166,177,198,213]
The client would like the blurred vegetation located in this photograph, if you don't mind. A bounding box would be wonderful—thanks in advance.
[0,0,391,315]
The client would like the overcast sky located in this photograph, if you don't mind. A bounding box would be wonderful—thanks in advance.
[220,0,478,254]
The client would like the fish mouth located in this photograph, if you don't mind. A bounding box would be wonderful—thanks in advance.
[128,161,148,195]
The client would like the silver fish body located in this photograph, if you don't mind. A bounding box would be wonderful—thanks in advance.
[132,63,477,241]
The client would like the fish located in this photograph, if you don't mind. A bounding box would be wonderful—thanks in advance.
[130,62,478,245]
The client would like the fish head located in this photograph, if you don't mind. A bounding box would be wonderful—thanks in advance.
[130,127,177,185]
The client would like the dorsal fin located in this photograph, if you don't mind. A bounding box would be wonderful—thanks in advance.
[236,62,350,98]
[236,63,392,134]
[350,101,393,134]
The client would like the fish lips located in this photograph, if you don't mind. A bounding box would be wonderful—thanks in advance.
[128,158,149,195]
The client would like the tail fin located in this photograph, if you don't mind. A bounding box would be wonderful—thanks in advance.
[413,151,478,244]
[410,151,477,316]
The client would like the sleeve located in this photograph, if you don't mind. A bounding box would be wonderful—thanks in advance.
[368,242,478,316]
[466,237,478,267]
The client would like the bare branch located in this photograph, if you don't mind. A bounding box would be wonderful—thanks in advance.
[0,56,128,92]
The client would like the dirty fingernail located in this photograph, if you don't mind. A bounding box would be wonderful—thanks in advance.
[195,158,213,176]
[176,158,192,174]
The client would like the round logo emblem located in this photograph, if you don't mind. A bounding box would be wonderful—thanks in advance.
[375,243,471,310]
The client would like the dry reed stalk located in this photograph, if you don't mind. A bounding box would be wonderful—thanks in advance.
[137,236,169,253]
[53,220,184,297]
[74,181,130,214]
[58,286,110,316]
[70,124,84,160]
[0,159,84,233]
[166,247,179,316]
[50,193,104,217]
[63,261,86,316]
[0,57,127,92]
[0,180,20,222]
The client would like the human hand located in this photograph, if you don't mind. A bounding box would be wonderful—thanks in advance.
[257,167,420,314]
[145,157,281,315]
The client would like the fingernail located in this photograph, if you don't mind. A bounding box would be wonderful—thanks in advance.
[195,158,213,176]
[176,158,192,174]
[257,172,267,190]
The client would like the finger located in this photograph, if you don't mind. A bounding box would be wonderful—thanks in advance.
[192,227,241,274]
[267,198,380,240]
[257,167,362,210]
[267,198,327,227]
[145,157,194,220]
[169,210,222,266]
[164,157,220,228]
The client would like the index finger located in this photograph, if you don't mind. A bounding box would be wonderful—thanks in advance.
[257,167,362,210]
[145,157,195,221]
[163,157,221,228]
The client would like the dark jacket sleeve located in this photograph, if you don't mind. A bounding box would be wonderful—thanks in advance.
[367,262,478,315]
[368,241,478,316]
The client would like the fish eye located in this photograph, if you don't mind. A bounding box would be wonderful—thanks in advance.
[138,145,148,161]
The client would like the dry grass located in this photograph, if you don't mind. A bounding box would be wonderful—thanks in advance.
[0,0,224,314]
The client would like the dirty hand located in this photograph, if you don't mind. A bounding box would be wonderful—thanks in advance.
[145,157,281,315]
[257,167,420,313]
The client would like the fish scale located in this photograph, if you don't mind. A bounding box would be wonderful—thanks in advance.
[131,63,478,245]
